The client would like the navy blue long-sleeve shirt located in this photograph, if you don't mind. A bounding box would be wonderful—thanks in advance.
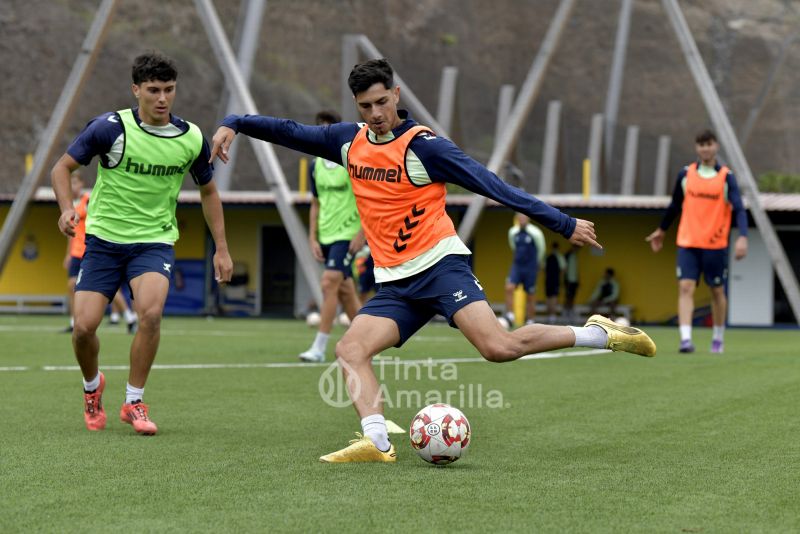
[221,110,576,239]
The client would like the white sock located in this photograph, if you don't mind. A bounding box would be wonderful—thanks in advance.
[124,309,137,324]
[569,325,608,349]
[125,383,144,404]
[312,332,330,353]
[361,414,390,452]
[712,325,725,342]
[110,312,121,323]
[83,373,100,392]
[679,325,692,342]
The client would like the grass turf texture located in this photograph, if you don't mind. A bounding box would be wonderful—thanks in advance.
[1,315,798,532]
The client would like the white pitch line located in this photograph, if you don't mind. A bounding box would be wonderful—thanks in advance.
[3,349,610,373]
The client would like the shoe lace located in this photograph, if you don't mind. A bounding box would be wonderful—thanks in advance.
[128,402,150,421]
[349,432,368,445]
[84,392,101,415]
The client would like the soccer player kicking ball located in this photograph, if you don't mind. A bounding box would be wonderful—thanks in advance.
[210,58,656,462]
[52,52,233,435]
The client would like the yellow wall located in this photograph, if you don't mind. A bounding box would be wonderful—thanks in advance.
[0,205,71,294]
[1,203,706,322]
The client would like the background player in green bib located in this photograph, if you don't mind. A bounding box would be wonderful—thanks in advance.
[51,52,233,435]
[299,110,365,363]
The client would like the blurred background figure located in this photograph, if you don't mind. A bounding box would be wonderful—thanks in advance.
[544,242,566,324]
[62,170,137,334]
[563,244,580,323]
[299,110,364,363]
[500,213,544,328]
[589,268,620,318]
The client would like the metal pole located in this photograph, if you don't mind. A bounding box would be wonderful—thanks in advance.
[341,35,360,122]
[436,66,459,136]
[356,35,448,136]
[587,113,604,196]
[603,0,633,174]
[653,135,671,195]
[214,0,267,192]
[0,0,119,276]
[620,125,639,195]
[195,0,322,307]
[662,0,800,323]
[539,100,562,194]
[495,85,516,142]
[458,0,576,241]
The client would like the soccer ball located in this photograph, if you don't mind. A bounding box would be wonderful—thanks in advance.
[305,311,321,327]
[497,316,510,330]
[615,316,631,327]
[409,403,471,465]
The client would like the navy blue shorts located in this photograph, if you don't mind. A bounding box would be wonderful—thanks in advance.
[358,254,486,347]
[545,276,560,298]
[76,235,175,300]
[321,240,353,279]
[565,281,579,301]
[67,256,82,278]
[676,246,728,287]
[507,262,537,293]
[358,254,375,294]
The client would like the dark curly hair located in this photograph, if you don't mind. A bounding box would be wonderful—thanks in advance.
[347,58,393,95]
[131,52,178,85]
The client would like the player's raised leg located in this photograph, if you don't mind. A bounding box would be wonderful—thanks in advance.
[72,290,111,430]
[119,272,169,435]
[319,314,400,463]
[454,300,656,361]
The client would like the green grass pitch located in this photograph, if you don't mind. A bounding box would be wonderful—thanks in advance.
[1,315,798,532]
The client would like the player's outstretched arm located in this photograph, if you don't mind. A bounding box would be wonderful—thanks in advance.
[51,153,81,237]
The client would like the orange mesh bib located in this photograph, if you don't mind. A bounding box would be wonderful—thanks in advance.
[676,163,732,250]
[70,193,90,258]
[347,125,457,267]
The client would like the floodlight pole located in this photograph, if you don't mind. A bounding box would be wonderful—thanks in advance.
[436,66,459,137]
[195,0,322,308]
[653,135,671,195]
[458,0,576,241]
[620,125,639,195]
[662,0,800,323]
[603,0,633,175]
[340,35,360,122]
[0,0,119,276]
[539,100,562,194]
